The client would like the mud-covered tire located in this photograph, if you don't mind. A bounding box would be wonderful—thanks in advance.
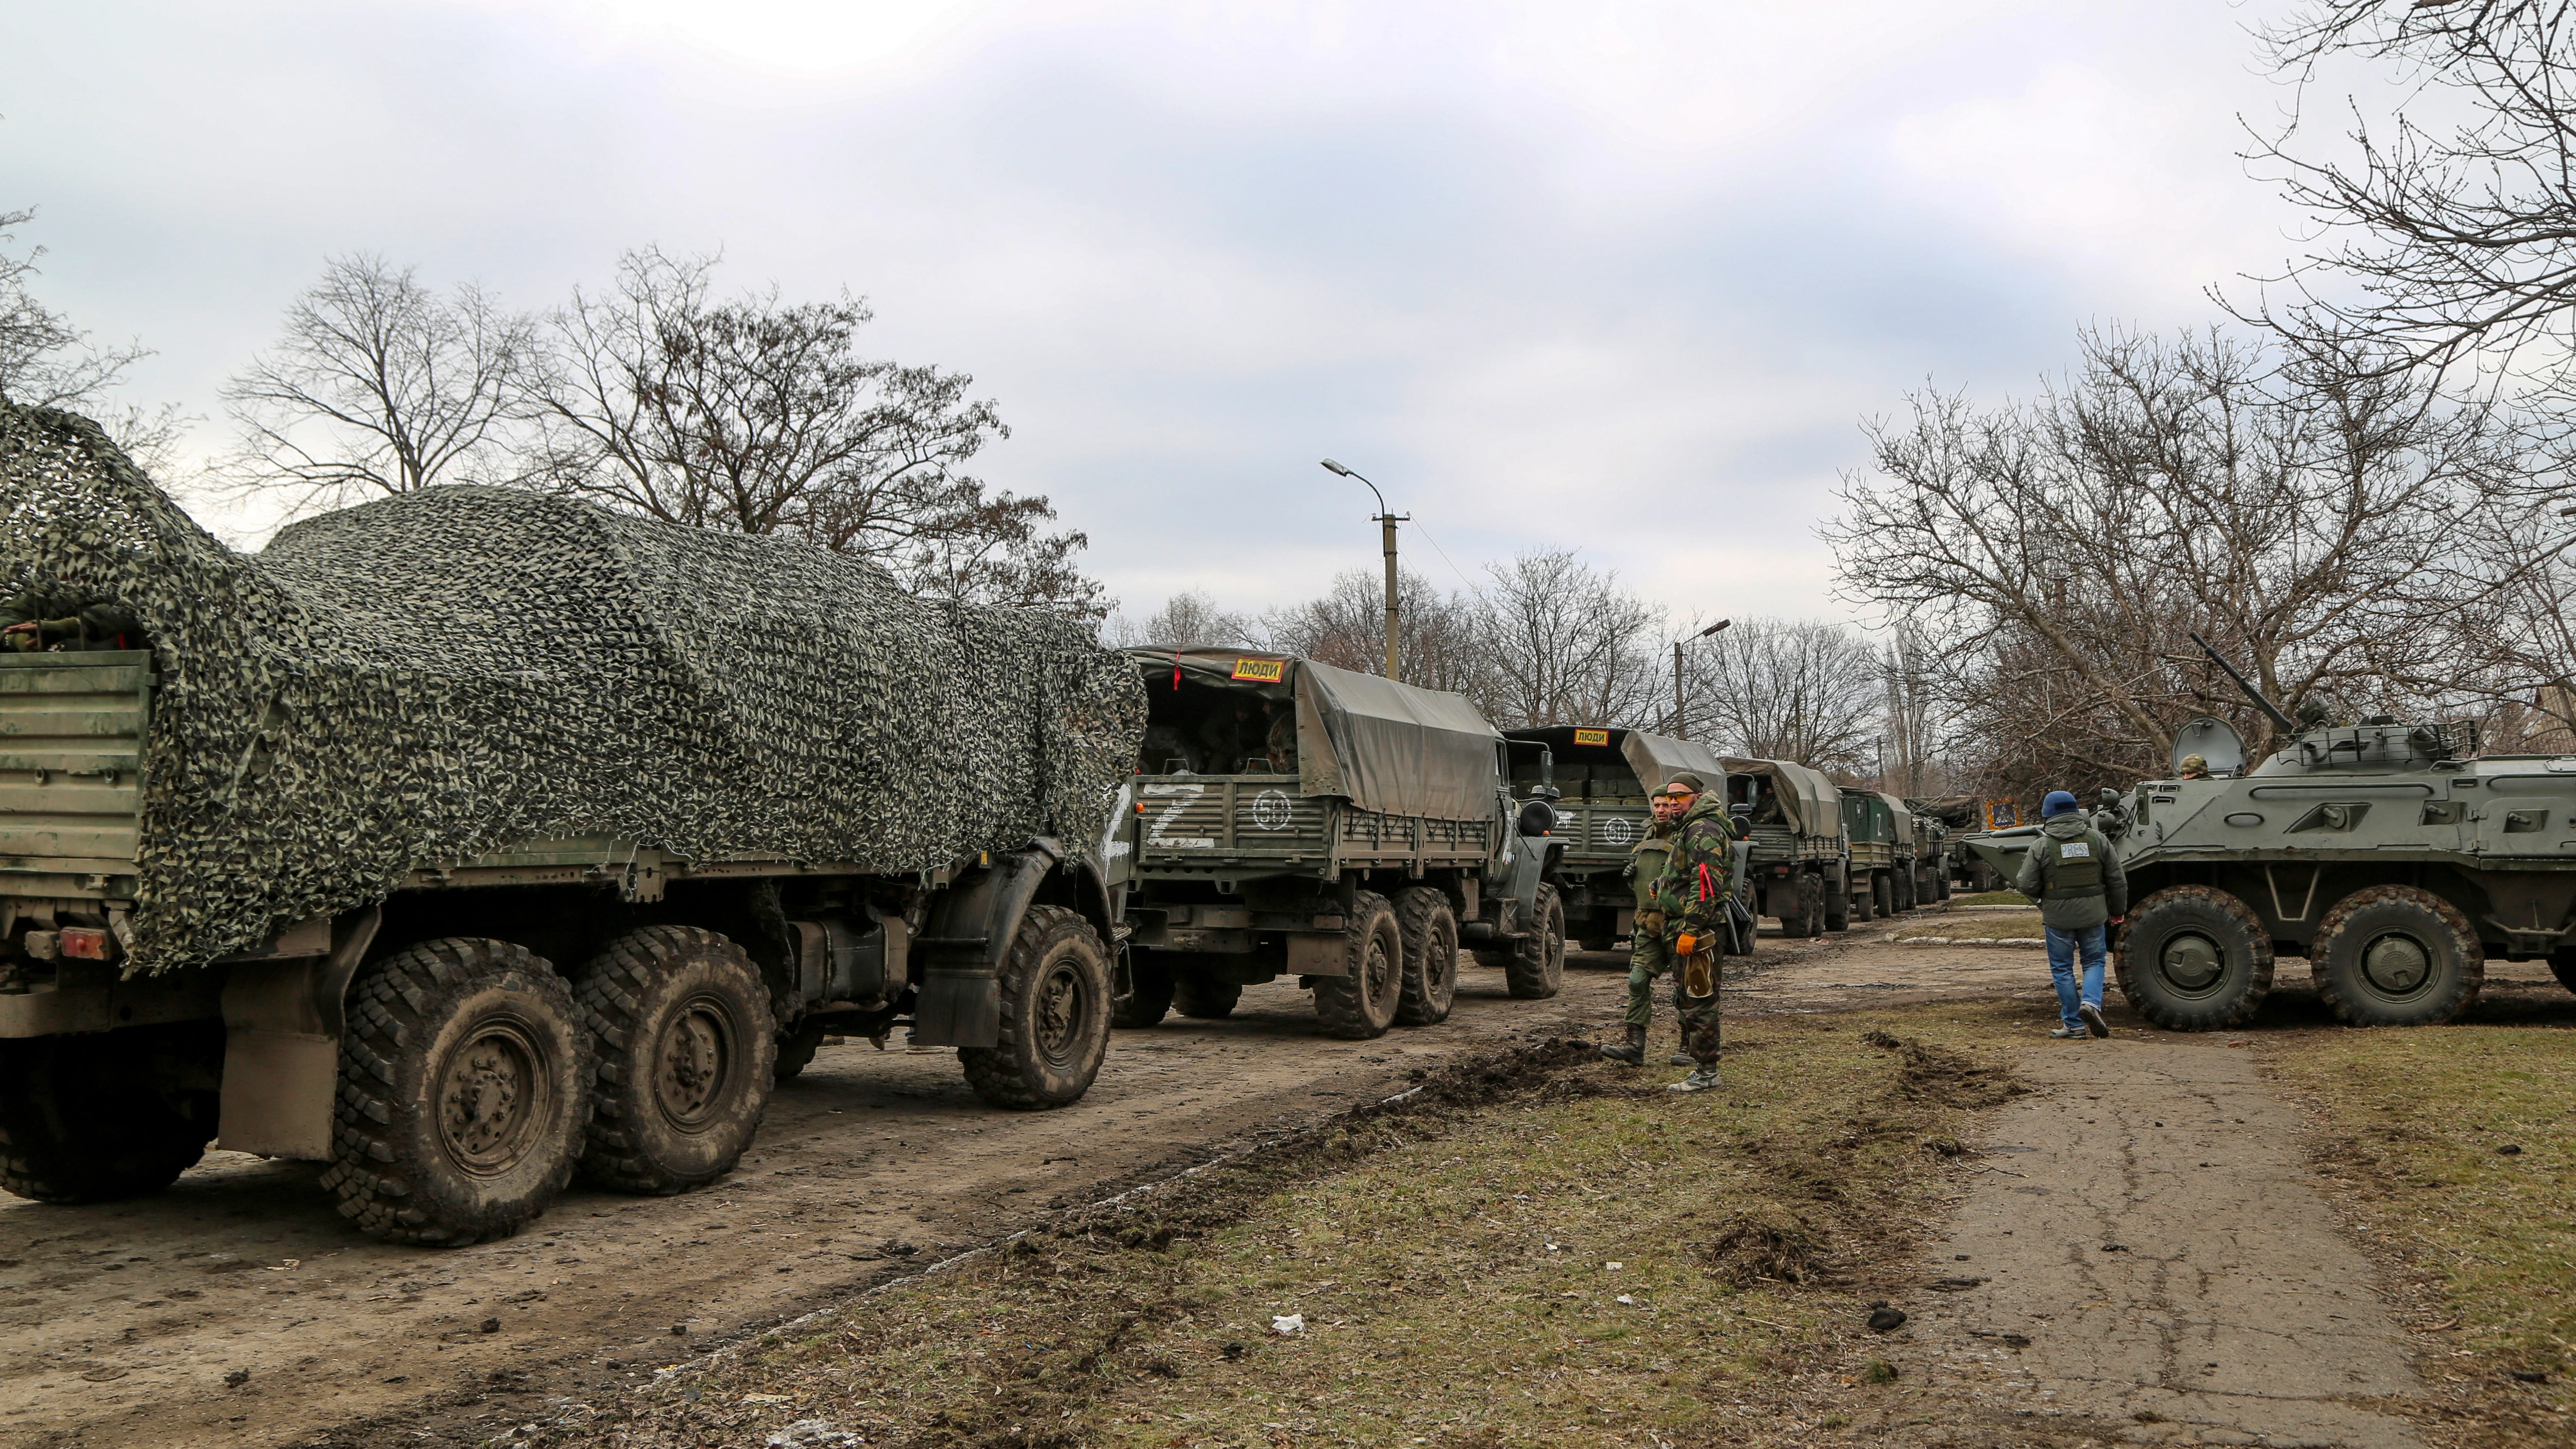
[2309,885,2484,1028]
[1843,874,1869,926]
[1314,891,1402,1038]
[323,938,592,1247]
[575,927,775,1195]
[1173,976,1242,1019]
[773,1020,827,1083]
[1505,883,1566,999]
[1787,874,1827,938]
[1872,873,1894,918]
[959,905,1111,1109]
[2114,887,2274,1032]
[1114,954,1175,1028]
[1393,886,1460,1026]
[0,1022,219,1204]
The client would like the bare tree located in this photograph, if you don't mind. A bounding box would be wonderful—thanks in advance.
[1103,590,1251,649]
[1828,325,2519,785]
[1682,616,1884,774]
[527,248,1103,618]
[0,207,187,473]
[1253,569,1492,706]
[1470,550,1663,729]
[219,253,537,513]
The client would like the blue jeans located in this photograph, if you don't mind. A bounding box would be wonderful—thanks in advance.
[2047,924,2107,1030]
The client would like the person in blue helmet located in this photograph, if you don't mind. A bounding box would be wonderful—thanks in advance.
[2014,790,2127,1039]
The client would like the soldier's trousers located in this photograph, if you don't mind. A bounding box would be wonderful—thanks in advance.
[1626,934,1722,1065]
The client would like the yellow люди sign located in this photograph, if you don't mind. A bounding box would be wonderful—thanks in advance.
[1572,728,1610,746]
[1230,658,1287,683]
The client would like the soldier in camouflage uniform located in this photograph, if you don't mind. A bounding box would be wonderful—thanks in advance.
[1656,772,1735,1093]
[1599,785,1680,1065]
[0,588,142,652]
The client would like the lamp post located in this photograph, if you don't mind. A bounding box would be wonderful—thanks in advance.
[1672,618,1731,739]
[1320,459,1408,683]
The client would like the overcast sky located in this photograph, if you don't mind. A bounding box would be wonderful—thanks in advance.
[5,1,2346,630]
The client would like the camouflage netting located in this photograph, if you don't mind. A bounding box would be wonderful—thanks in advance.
[0,404,1146,973]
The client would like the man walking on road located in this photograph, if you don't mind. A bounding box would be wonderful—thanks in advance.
[2015,790,2128,1039]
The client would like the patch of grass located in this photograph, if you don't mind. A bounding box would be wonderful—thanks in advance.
[1950,890,2033,908]
[1891,910,2041,942]
[2266,1027,2576,1415]
[530,1004,2038,1448]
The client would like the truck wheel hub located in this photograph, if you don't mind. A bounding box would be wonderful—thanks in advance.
[655,997,734,1128]
[438,1020,550,1175]
[1035,960,1086,1065]
[2361,933,2431,994]
[2158,933,2223,991]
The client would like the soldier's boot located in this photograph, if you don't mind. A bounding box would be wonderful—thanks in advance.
[1600,1025,1647,1065]
[1667,1065,1721,1094]
[1668,1050,1694,1066]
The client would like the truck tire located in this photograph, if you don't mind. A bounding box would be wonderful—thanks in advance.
[0,1022,219,1204]
[773,1020,827,1083]
[961,905,1112,1109]
[1314,891,1403,1037]
[2551,950,2576,996]
[1114,954,1175,1028]
[1504,883,1566,999]
[2114,887,2274,1032]
[2308,885,2484,1028]
[1173,976,1242,1019]
[1872,872,1894,919]
[323,937,592,1247]
[1844,873,1870,925]
[575,927,776,1195]
[1393,886,1460,1026]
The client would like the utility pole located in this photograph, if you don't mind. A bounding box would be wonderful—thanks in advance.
[1320,459,1409,683]
[1672,618,1731,739]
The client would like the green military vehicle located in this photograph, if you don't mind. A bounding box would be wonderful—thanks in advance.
[0,415,1143,1247]
[1965,635,2576,1030]
[1723,757,1851,936]
[1500,725,1728,951]
[1115,648,1567,1037]
[1840,788,1915,920]
[1909,811,1955,905]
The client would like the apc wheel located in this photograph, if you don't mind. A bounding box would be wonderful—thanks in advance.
[0,1022,219,1204]
[1315,892,1403,1037]
[1393,886,1460,1025]
[324,938,592,1247]
[1504,883,1566,999]
[2309,886,2484,1028]
[2114,887,2274,1032]
[1114,954,1175,1028]
[575,927,775,1195]
[962,905,1112,1109]
[1174,976,1243,1019]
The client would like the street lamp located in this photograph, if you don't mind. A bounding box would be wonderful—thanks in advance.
[1320,459,1410,683]
[1673,618,1730,739]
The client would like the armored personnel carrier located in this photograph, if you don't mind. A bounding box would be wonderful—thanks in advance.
[1968,637,2576,1030]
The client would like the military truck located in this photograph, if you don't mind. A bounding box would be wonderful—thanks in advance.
[1115,649,1566,1037]
[1910,812,1954,904]
[1966,636,2576,1030]
[0,414,1143,1247]
[1501,725,1728,951]
[1722,757,1851,935]
[1842,788,1924,920]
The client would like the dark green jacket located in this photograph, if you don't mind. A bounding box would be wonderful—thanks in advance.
[2012,814,2129,930]
[1652,797,1736,941]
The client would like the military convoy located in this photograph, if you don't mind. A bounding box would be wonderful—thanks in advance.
[1968,639,2576,1030]
[1724,758,1855,935]
[1113,649,1567,1037]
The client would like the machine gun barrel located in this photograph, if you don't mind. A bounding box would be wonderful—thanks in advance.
[2189,632,2298,736]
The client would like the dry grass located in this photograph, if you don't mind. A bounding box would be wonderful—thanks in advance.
[1889,911,2041,942]
[2265,1025,2576,1424]
[1946,891,2031,909]
[513,1004,2047,1448]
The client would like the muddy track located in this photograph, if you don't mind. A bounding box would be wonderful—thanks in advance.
[0,931,1845,1449]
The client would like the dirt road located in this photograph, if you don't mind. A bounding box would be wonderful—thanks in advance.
[2,938,1861,1449]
